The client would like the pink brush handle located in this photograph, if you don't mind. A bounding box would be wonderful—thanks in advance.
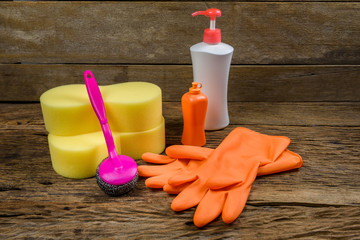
[84,70,119,163]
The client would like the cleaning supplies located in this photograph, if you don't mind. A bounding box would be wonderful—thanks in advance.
[191,8,234,130]
[181,82,208,146]
[84,70,138,196]
[40,81,165,179]
[138,127,303,227]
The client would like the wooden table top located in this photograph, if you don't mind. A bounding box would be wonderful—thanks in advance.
[1,101,359,239]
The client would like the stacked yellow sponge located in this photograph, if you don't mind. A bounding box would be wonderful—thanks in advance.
[40,82,165,179]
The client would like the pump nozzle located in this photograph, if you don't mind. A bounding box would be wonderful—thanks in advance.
[192,9,221,21]
[192,8,222,44]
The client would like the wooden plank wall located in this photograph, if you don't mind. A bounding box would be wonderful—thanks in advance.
[0,1,359,102]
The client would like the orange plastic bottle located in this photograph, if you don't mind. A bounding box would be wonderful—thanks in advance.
[181,82,208,146]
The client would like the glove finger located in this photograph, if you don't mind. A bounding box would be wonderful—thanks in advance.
[145,172,177,188]
[166,145,213,161]
[142,152,175,164]
[171,179,208,212]
[168,159,204,186]
[193,190,227,228]
[164,158,204,192]
[207,157,259,190]
[257,149,303,176]
[138,160,185,177]
[163,182,190,194]
[168,171,198,186]
[222,183,252,224]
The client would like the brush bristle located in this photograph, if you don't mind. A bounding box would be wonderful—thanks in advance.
[96,163,138,197]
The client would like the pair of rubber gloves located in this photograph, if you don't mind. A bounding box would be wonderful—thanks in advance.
[138,127,302,227]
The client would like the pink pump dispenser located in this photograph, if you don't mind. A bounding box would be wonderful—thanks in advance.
[84,70,138,196]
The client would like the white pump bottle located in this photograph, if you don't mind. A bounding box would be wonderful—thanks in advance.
[190,9,234,130]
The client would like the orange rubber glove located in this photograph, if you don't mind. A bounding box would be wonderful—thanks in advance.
[139,128,302,227]
[140,148,301,192]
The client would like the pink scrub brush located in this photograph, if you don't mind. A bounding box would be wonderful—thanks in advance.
[84,70,138,196]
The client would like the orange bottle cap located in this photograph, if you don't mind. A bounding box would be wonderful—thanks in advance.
[189,82,202,94]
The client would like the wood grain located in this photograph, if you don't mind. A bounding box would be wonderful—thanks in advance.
[1,102,359,238]
[1,103,359,204]
[1,125,359,205]
[1,202,359,239]
[1,64,360,102]
[0,2,359,64]
[1,102,359,128]
[1,0,360,238]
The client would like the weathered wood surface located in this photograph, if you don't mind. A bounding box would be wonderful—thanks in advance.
[1,64,360,102]
[1,102,359,238]
[1,202,359,239]
[1,2,360,64]
[2,102,360,128]
[1,0,360,238]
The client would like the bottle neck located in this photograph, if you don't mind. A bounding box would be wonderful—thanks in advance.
[210,20,215,30]
[203,28,221,44]
[189,90,200,94]
[189,82,202,94]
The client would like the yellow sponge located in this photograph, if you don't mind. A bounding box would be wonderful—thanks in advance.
[103,82,163,133]
[48,131,117,179]
[40,82,162,136]
[40,82,165,179]
[49,118,165,179]
[41,84,99,136]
